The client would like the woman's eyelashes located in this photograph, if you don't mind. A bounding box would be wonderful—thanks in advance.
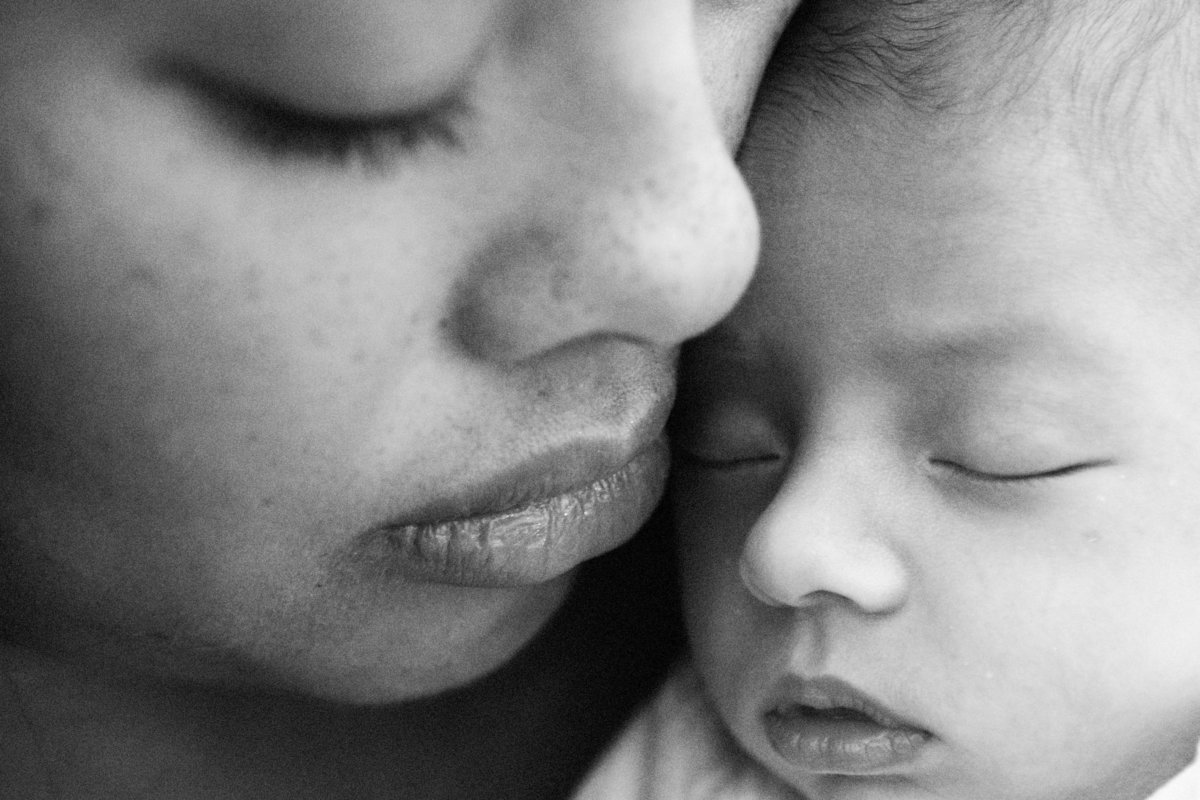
[228,92,469,168]
[164,64,470,169]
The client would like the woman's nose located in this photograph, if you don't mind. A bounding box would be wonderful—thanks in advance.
[451,0,760,363]
[738,461,911,615]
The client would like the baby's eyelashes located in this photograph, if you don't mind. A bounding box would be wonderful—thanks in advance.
[929,457,1113,485]
[670,405,789,472]
[674,446,783,471]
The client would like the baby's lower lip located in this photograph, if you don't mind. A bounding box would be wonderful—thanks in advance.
[764,706,931,774]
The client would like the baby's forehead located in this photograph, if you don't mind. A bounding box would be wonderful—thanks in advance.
[751,0,1200,254]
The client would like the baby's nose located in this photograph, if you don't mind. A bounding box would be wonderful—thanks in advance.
[739,466,911,615]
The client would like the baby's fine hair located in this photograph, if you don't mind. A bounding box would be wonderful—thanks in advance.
[754,0,1199,235]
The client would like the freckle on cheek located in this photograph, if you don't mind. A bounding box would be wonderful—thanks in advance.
[27,200,52,228]
[122,264,162,292]
[32,130,76,183]
[307,326,329,348]
[242,264,265,303]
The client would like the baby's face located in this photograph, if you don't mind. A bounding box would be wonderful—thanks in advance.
[675,60,1200,800]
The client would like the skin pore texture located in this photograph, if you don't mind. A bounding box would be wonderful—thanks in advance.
[0,0,798,798]
[674,1,1200,799]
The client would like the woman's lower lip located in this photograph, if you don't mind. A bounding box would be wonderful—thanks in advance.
[764,709,930,774]
[374,439,669,587]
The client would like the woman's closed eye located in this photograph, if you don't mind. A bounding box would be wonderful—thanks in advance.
[162,63,470,170]
[229,91,469,167]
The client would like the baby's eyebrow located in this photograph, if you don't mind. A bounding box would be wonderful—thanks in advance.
[869,322,1118,380]
[764,0,972,117]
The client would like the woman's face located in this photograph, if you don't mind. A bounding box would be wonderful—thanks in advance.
[0,0,792,703]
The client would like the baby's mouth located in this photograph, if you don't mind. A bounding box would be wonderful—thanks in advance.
[763,678,932,775]
[792,705,882,725]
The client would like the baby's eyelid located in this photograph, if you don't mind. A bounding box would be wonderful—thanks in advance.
[674,446,784,472]
[931,458,1112,482]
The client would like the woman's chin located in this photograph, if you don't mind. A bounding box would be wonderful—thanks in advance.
[7,570,576,707]
[265,573,577,705]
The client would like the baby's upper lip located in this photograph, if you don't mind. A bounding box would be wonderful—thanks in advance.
[765,674,925,732]
[762,673,933,775]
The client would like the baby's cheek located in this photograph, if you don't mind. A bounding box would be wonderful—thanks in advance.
[674,496,758,717]
[676,484,744,638]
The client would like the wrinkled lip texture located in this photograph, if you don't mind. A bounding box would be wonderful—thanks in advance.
[367,437,670,587]
[763,675,932,775]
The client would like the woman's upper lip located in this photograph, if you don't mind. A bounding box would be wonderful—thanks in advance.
[391,369,674,525]
[355,358,675,585]
[403,435,667,525]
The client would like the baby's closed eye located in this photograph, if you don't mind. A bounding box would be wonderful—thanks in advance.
[672,405,787,471]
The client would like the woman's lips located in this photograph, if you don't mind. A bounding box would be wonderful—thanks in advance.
[763,676,932,775]
[372,437,669,587]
